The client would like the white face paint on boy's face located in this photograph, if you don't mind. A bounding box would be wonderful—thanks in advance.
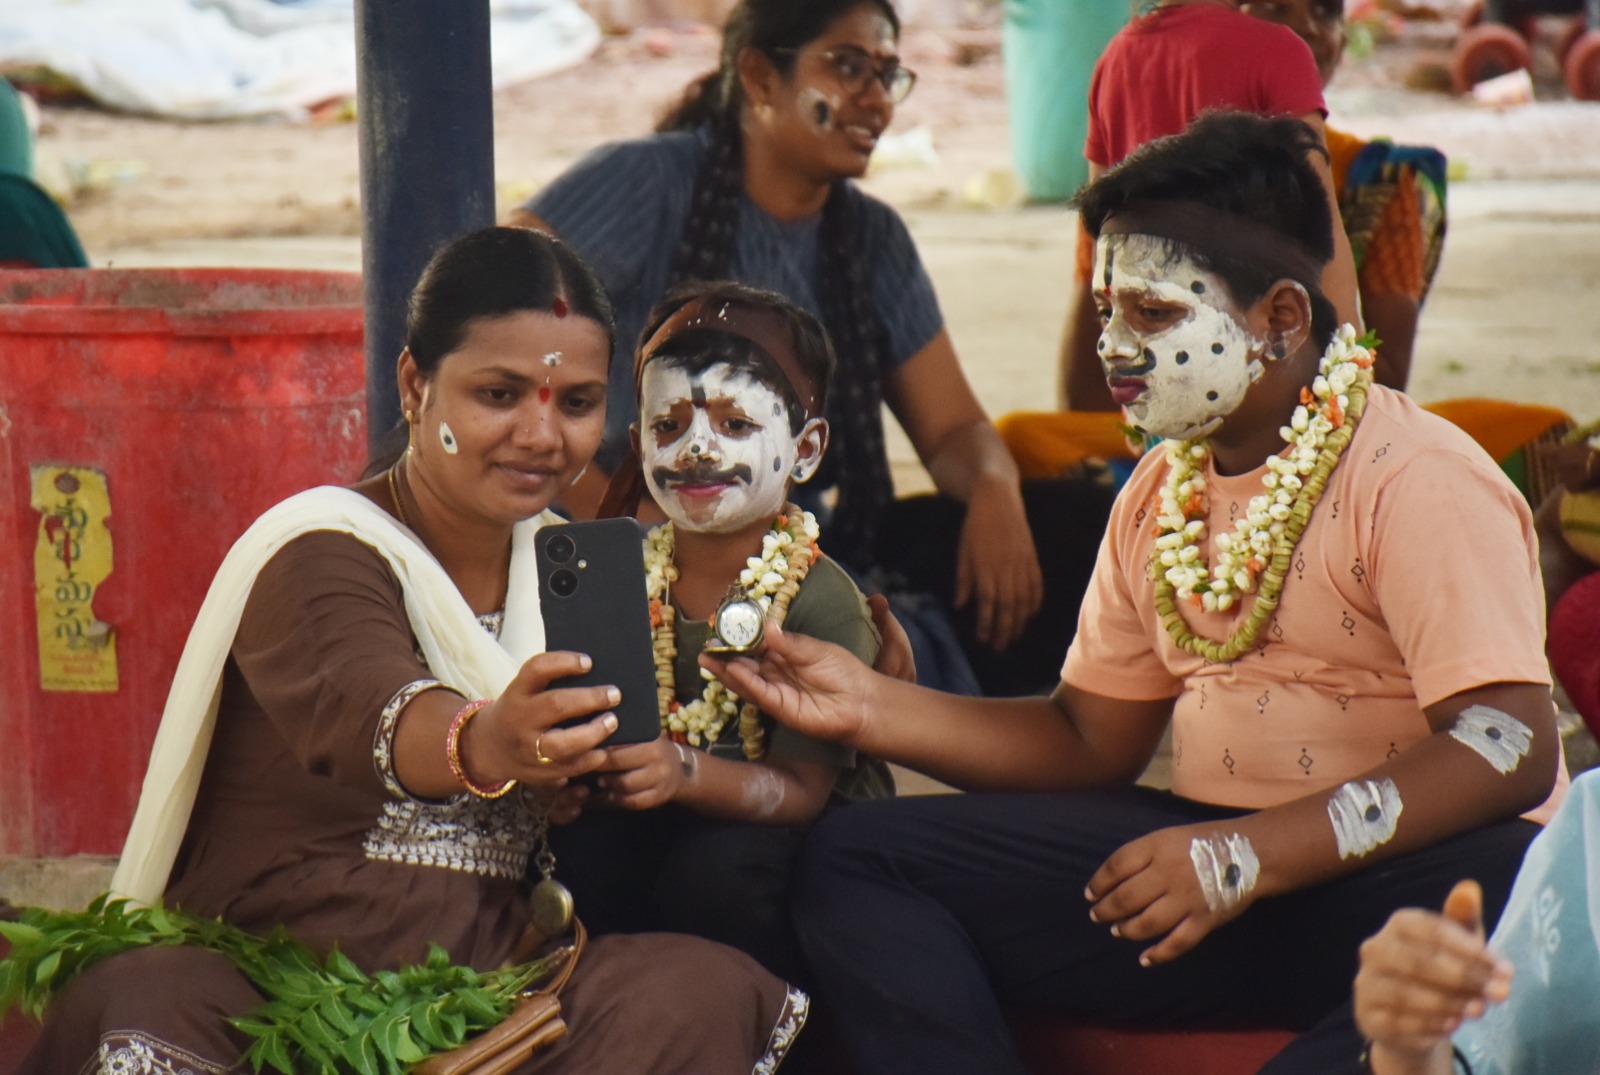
[1093,234,1267,441]
[639,363,803,534]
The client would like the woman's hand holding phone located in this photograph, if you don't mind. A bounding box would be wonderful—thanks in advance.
[461,650,620,790]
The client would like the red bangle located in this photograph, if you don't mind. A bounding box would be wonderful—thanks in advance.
[445,699,515,799]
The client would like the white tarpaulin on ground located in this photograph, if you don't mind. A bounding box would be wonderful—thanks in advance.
[0,0,601,120]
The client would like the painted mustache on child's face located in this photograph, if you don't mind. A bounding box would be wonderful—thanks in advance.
[641,363,799,534]
[650,462,755,490]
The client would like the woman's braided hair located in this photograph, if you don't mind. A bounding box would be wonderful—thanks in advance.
[655,0,899,565]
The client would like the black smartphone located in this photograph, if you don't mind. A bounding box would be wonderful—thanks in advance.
[534,518,661,746]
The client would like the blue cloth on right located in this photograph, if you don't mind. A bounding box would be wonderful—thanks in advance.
[1455,768,1600,1074]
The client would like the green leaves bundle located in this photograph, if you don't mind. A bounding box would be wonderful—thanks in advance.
[0,895,560,1075]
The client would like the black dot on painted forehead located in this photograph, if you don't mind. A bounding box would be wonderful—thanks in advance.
[1212,342,1225,354]
[1191,281,1206,295]
[1175,351,1189,365]
[773,402,783,417]
[773,457,783,473]
[1097,338,1108,353]
[1206,391,1219,401]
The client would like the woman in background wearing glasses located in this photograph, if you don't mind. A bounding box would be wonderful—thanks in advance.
[510,0,1105,700]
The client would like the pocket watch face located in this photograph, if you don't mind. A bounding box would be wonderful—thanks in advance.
[712,597,765,652]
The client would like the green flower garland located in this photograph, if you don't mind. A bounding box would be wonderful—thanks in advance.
[1152,327,1378,664]
[0,895,564,1075]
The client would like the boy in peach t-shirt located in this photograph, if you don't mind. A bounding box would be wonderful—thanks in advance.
[708,112,1565,1075]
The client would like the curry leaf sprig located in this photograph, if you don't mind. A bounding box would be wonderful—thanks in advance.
[0,895,563,1075]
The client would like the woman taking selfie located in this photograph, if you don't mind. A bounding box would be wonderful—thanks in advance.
[10,228,805,1075]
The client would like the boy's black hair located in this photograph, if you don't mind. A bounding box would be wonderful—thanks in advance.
[639,280,836,436]
[1075,111,1339,347]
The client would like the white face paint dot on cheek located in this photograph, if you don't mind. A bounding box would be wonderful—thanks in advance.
[1327,778,1403,860]
[1189,833,1260,913]
[1449,705,1533,774]
[438,422,458,455]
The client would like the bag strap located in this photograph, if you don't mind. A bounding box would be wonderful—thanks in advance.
[532,918,586,998]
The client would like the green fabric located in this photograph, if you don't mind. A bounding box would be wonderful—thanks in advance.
[672,554,889,797]
[0,79,33,178]
[0,174,89,267]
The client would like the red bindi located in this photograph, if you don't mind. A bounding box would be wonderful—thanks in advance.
[539,385,552,404]
[552,296,568,318]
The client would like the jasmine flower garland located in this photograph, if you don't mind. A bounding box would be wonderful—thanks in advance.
[644,507,819,759]
[1152,325,1377,663]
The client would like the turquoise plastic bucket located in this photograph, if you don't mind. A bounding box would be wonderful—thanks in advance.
[1003,0,1129,202]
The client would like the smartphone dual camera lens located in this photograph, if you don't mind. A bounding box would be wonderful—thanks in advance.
[545,532,580,598]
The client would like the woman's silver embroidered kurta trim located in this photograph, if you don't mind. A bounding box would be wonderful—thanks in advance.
[362,796,539,879]
[752,987,811,1075]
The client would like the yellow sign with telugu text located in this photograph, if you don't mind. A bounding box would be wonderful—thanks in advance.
[32,465,119,692]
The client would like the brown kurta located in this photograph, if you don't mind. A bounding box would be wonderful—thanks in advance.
[20,529,803,1075]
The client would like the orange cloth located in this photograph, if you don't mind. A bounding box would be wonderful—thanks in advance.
[1074,219,1096,287]
[1327,125,1427,302]
[1062,385,1567,820]
[1422,398,1572,465]
[1325,125,1365,191]
[997,410,1137,480]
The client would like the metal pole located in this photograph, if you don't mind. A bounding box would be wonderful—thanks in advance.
[355,0,496,453]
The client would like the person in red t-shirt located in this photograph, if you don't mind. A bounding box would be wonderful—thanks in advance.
[1058,0,1359,412]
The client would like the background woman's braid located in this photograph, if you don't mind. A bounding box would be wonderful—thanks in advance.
[816,187,892,562]
[656,0,902,566]
[667,112,743,284]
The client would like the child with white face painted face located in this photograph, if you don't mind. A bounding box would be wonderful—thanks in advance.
[554,283,884,985]
[639,360,824,538]
[1093,232,1270,443]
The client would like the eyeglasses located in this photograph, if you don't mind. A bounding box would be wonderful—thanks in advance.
[776,45,918,104]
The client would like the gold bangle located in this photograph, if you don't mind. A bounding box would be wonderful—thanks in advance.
[445,699,516,799]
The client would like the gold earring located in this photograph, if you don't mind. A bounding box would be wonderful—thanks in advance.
[404,409,415,424]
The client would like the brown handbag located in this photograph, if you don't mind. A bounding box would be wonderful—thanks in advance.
[411,920,585,1075]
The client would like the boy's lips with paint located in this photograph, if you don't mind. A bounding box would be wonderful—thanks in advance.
[652,463,754,498]
[1106,376,1146,407]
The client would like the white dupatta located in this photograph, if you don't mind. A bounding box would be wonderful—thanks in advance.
[110,486,557,905]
